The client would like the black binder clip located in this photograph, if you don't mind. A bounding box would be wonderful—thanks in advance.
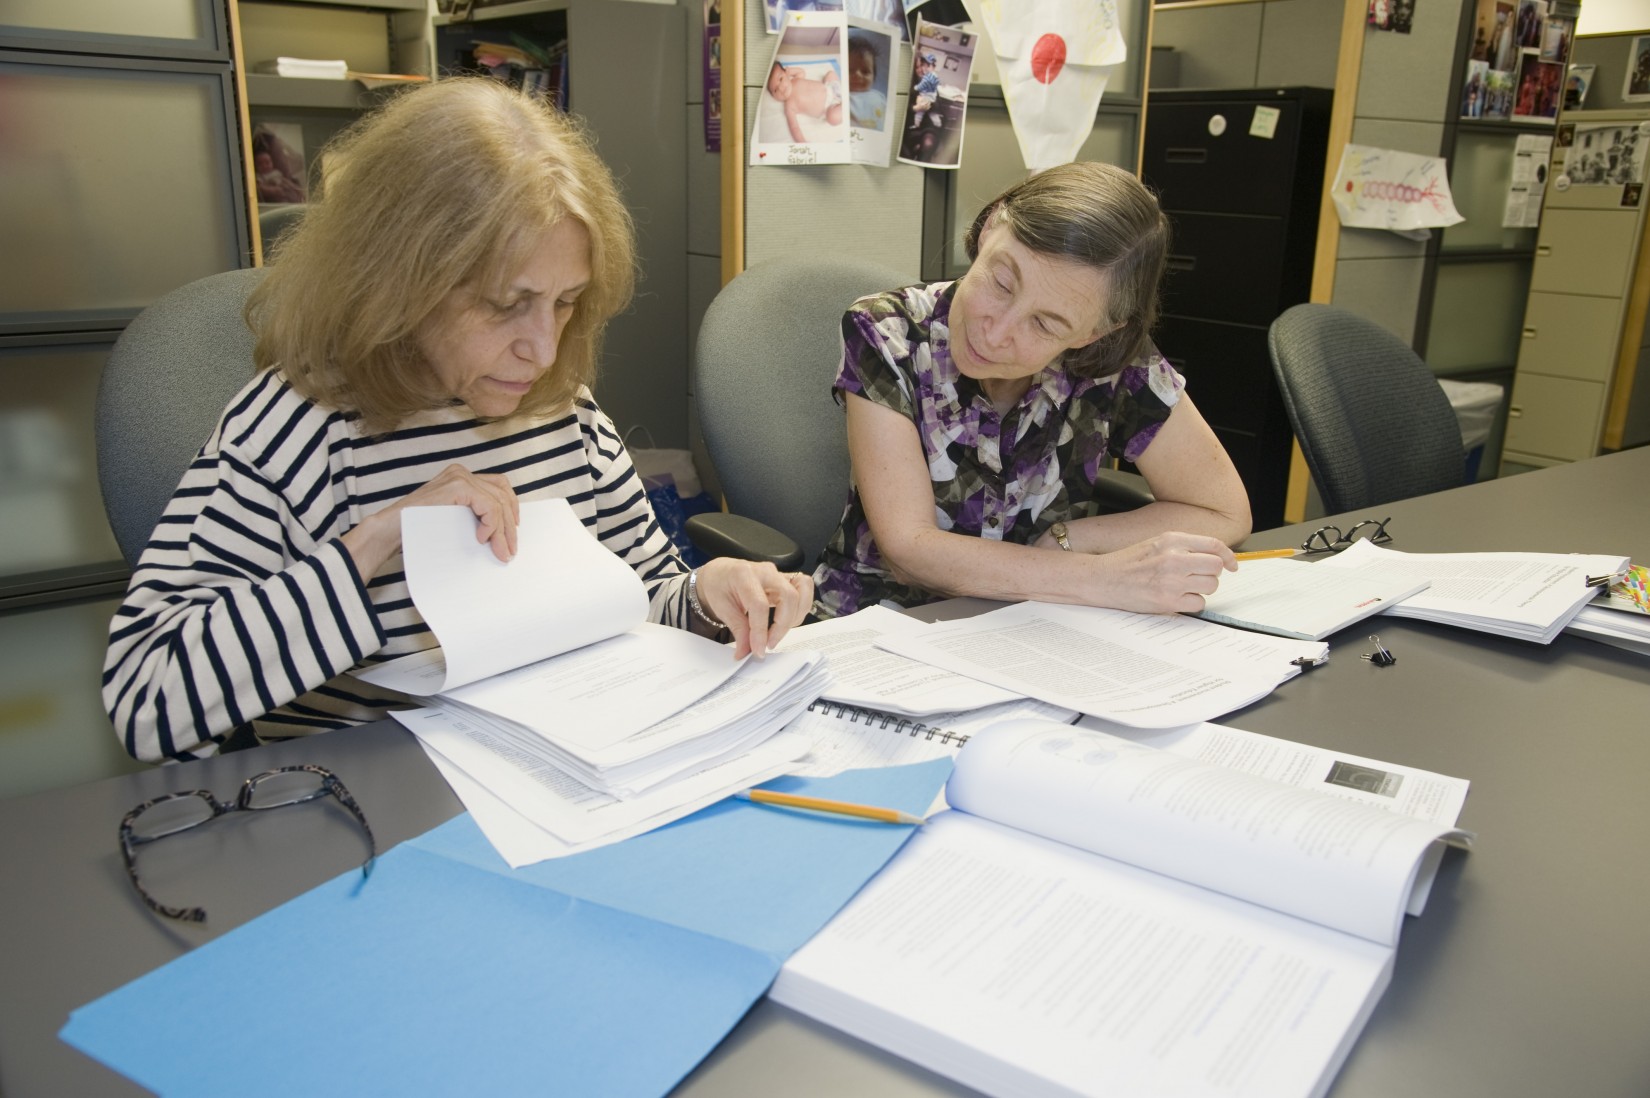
[1291,654,1328,671]
[1361,635,1396,667]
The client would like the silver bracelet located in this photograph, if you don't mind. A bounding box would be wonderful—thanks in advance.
[687,570,726,630]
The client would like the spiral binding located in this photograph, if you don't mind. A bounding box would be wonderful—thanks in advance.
[805,699,969,746]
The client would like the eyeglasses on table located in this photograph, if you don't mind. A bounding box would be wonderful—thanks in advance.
[1299,517,1393,555]
[118,764,376,923]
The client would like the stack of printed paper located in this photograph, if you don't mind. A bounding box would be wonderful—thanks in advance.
[1317,540,1630,643]
[356,499,826,864]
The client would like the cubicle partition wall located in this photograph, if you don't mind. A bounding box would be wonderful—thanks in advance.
[0,2,249,610]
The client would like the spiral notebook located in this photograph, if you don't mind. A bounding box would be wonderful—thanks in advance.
[785,696,1078,778]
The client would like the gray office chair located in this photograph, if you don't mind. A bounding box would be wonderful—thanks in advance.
[688,256,909,572]
[689,257,1155,573]
[96,267,268,566]
[1267,303,1464,515]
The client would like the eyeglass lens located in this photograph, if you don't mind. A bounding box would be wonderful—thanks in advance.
[1301,517,1391,553]
[243,767,329,809]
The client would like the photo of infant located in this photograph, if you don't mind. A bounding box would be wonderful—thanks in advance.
[751,13,852,166]
[847,28,890,131]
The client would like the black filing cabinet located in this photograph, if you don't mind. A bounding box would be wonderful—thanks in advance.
[1141,87,1332,529]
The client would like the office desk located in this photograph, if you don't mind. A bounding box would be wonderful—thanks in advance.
[4,449,1648,1097]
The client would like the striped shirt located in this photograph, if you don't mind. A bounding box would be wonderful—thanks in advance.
[104,370,694,764]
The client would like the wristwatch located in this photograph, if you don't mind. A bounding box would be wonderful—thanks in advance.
[1050,522,1073,552]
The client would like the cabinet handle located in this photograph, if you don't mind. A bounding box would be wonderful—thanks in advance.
[1166,254,1197,272]
[1165,147,1208,163]
[1535,245,1551,257]
[1508,406,1523,418]
[1522,327,1537,338]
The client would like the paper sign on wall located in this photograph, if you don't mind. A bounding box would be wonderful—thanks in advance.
[1331,144,1465,239]
[974,0,1125,170]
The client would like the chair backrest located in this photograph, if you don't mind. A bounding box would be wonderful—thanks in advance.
[1267,303,1465,515]
[694,256,910,570]
[97,267,269,566]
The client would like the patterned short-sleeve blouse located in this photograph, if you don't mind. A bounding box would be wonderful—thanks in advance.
[811,280,1185,618]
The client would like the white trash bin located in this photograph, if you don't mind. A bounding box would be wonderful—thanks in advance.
[1437,378,1504,483]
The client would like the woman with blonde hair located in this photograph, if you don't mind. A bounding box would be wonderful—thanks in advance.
[812,161,1250,619]
[106,78,810,764]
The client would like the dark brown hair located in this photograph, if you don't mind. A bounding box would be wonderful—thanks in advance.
[964,161,1170,379]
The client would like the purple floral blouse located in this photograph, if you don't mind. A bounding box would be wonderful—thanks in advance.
[811,280,1185,618]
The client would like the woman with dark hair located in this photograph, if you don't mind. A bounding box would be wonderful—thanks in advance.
[812,161,1250,619]
[106,78,810,764]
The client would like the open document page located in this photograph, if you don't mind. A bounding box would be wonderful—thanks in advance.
[773,718,1470,1098]
[365,499,648,693]
[1316,540,1629,643]
[1195,555,1429,641]
[874,601,1326,727]
[772,604,1027,715]
[947,720,1468,947]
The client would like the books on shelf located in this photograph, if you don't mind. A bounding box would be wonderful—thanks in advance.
[354,499,824,864]
[1317,540,1630,643]
[1196,555,1430,641]
[771,717,1472,1098]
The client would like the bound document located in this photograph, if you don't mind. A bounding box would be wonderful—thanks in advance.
[1196,554,1429,641]
[771,718,1472,1098]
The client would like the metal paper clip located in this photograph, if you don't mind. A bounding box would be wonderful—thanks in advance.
[1360,635,1396,667]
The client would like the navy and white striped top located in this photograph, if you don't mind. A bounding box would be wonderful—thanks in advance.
[104,370,694,764]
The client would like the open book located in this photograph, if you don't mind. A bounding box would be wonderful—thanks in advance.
[771,718,1471,1098]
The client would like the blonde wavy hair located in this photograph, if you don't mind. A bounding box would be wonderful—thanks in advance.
[247,78,636,433]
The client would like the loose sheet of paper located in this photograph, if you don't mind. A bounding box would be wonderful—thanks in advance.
[773,604,1025,714]
[361,498,648,694]
[874,601,1325,727]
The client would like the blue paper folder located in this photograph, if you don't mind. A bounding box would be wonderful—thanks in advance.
[60,761,951,1097]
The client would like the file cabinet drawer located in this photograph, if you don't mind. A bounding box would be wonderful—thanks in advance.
[1529,210,1639,298]
[1160,212,1290,326]
[1142,100,1306,218]
[1154,318,1279,434]
[1515,292,1623,383]
[1503,373,1605,462]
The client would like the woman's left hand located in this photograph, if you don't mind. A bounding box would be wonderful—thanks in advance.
[693,558,813,659]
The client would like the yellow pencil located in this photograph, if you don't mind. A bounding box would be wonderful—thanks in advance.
[735,789,927,825]
[1234,547,1303,561]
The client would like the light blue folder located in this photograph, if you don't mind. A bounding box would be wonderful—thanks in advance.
[60,761,951,1096]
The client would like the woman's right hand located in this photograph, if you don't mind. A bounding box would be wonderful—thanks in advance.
[1087,532,1237,615]
[341,463,520,580]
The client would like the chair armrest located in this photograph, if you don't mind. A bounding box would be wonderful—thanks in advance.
[684,513,806,572]
[1093,469,1155,514]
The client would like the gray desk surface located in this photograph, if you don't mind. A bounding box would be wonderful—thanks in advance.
[4,449,1648,1097]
